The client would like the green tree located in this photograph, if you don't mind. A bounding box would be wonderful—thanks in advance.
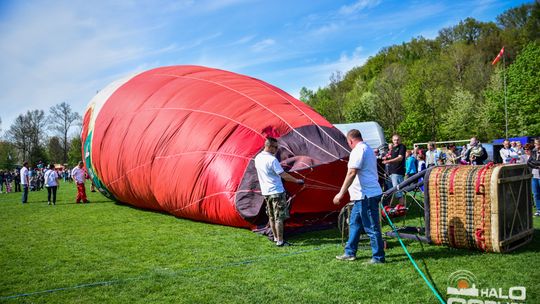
[505,42,540,136]
[440,88,482,140]
[482,69,506,140]
[373,63,407,135]
[298,2,537,144]
[299,87,314,103]
[0,141,16,170]
[48,136,64,164]
[48,102,81,164]
[7,110,47,163]
[67,136,82,166]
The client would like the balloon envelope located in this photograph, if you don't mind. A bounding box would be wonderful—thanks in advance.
[82,65,350,229]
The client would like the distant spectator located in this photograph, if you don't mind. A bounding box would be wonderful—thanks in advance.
[523,143,533,164]
[425,142,440,168]
[515,142,525,163]
[500,139,519,164]
[382,143,393,191]
[437,157,445,166]
[460,145,468,164]
[405,150,417,178]
[0,171,4,193]
[527,139,540,217]
[44,164,59,205]
[445,144,459,165]
[5,171,12,193]
[20,162,30,204]
[465,137,488,165]
[14,169,21,192]
[72,161,90,204]
[374,148,387,189]
[382,134,406,206]
[417,154,427,192]
[413,144,420,158]
[510,141,517,151]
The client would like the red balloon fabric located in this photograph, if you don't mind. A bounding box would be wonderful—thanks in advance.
[82,65,350,229]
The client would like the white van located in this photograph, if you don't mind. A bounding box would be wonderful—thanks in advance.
[334,121,386,149]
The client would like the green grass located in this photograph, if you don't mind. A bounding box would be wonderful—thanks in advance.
[1,181,539,303]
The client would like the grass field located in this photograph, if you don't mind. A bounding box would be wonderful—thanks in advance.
[1,180,539,303]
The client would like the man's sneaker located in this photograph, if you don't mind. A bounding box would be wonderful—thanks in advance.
[335,254,356,261]
[534,211,540,217]
[276,241,292,247]
[363,258,384,265]
[47,202,51,205]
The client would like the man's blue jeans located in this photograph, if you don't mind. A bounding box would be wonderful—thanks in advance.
[532,178,540,211]
[345,195,385,262]
[22,184,28,203]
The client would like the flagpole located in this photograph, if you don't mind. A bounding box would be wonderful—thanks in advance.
[503,51,508,139]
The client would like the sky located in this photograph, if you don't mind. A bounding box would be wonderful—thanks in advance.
[0,0,530,135]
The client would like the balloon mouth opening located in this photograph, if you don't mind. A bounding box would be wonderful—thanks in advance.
[280,155,321,171]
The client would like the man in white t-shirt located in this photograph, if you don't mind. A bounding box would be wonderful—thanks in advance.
[71,161,89,204]
[499,139,518,164]
[254,137,304,247]
[333,129,385,264]
[20,161,30,204]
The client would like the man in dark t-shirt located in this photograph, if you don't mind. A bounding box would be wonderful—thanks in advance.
[382,134,406,206]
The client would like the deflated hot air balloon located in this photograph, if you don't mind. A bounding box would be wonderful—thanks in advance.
[82,65,350,229]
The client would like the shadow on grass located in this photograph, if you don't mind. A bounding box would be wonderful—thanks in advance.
[113,201,176,217]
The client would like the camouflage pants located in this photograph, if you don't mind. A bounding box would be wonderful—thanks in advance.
[264,192,289,222]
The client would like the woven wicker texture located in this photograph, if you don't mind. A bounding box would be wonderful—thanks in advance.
[429,165,495,251]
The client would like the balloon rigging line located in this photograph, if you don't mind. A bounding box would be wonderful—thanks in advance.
[156,73,343,161]
[171,190,258,213]
[145,107,265,139]
[106,150,253,187]
[257,81,351,155]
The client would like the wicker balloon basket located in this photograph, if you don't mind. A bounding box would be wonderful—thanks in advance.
[425,164,534,253]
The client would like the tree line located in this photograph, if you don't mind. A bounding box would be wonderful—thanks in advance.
[0,102,82,169]
[300,2,540,147]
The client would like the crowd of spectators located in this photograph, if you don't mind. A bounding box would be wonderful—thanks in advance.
[375,136,540,217]
[0,162,74,194]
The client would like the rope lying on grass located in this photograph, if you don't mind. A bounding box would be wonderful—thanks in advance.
[0,244,339,300]
[380,197,446,304]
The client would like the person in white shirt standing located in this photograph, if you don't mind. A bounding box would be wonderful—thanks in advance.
[44,163,59,205]
[71,161,89,204]
[425,142,440,168]
[334,129,385,264]
[254,137,304,247]
[500,139,518,164]
[20,161,29,204]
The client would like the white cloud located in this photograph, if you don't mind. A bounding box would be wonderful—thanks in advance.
[228,35,256,46]
[262,46,369,98]
[199,0,255,12]
[0,1,170,129]
[339,0,381,15]
[251,39,276,52]
[310,23,340,37]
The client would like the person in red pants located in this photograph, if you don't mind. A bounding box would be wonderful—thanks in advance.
[71,161,89,204]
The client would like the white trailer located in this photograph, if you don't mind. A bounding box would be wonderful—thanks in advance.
[333,121,386,149]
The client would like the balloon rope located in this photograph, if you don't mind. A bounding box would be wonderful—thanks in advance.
[380,198,446,304]
[157,73,343,161]
[146,107,265,139]
[257,81,350,154]
[170,190,259,213]
[106,150,253,186]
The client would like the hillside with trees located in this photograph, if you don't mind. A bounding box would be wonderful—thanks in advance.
[300,2,540,146]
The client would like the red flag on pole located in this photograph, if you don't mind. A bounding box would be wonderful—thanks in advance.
[491,47,504,65]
